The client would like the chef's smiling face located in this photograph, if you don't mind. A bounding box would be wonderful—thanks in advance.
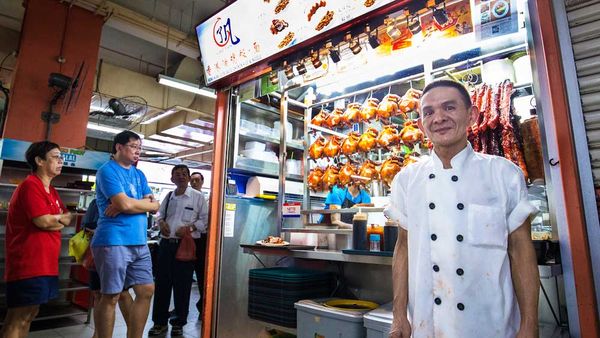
[418,86,478,152]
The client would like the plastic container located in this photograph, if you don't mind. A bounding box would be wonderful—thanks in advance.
[364,302,393,338]
[240,119,256,132]
[295,299,367,338]
[482,59,515,84]
[513,55,533,85]
[367,224,384,251]
[369,234,381,252]
[245,141,266,151]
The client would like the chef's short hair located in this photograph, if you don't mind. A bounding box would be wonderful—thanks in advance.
[422,80,472,108]
[191,172,204,180]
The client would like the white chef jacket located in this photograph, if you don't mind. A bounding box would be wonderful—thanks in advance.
[156,187,208,239]
[385,143,537,338]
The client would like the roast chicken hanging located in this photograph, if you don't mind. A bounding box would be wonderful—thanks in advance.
[376,94,401,122]
[358,127,379,152]
[380,156,403,188]
[308,136,326,160]
[325,108,344,129]
[399,121,424,145]
[377,125,401,150]
[323,136,342,158]
[399,88,422,113]
[308,167,324,192]
[338,162,357,187]
[322,165,340,188]
[360,98,379,122]
[358,159,379,182]
[311,109,329,126]
[342,103,362,127]
[341,131,360,156]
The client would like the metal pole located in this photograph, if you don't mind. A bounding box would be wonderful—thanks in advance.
[277,91,289,234]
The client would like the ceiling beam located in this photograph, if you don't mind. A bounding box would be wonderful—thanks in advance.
[156,132,209,145]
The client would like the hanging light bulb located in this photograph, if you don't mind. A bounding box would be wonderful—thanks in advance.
[283,61,294,79]
[345,32,362,55]
[310,50,322,69]
[366,24,381,49]
[329,46,341,63]
[296,60,307,75]
[269,70,279,85]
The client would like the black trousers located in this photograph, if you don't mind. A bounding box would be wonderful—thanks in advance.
[194,236,207,313]
[152,239,194,326]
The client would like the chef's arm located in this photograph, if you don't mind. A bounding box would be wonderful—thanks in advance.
[109,193,160,214]
[330,204,352,228]
[392,228,409,322]
[508,219,539,335]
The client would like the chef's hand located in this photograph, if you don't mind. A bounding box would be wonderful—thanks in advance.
[159,220,170,237]
[175,225,191,238]
[388,317,411,338]
[104,204,121,217]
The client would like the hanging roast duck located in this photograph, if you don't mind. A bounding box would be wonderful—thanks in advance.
[325,108,344,129]
[360,98,380,122]
[376,94,401,122]
[358,159,379,183]
[341,103,362,127]
[380,155,403,188]
[341,131,360,156]
[338,161,357,187]
[311,109,329,126]
[309,136,327,160]
[399,121,424,145]
[322,165,340,188]
[377,125,401,150]
[358,127,379,152]
[308,167,325,192]
[323,136,342,158]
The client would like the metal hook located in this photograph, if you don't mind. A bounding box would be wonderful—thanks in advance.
[549,158,559,166]
[387,86,392,95]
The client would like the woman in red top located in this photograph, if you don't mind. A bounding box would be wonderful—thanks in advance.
[1,141,72,338]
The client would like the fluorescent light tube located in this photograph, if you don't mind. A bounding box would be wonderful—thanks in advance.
[141,108,178,124]
[157,74,217,98]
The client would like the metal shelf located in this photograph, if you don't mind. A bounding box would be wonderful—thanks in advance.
[0,279,89,298]
[239,130,304,150]
[233,162,304,182]
[300,207,384,214]
[0,182,94,194]
[242,246,393,265]
[307,124,349,138]
[282,227,352,234]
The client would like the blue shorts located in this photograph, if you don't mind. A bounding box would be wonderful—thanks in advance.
[6,276,59,308]
[92,245,154,294]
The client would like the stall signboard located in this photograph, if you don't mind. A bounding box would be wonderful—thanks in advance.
[0,138,110,171]
[196,0,395,85]
[472,0,517,40]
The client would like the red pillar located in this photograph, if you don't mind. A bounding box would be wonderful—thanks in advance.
[3,0,103,148]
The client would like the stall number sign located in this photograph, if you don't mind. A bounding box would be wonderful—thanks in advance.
[282,202,301,218]
[196,0,395,85]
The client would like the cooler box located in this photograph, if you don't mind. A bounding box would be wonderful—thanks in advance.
[295,299,371,338]
[364,302,393,338]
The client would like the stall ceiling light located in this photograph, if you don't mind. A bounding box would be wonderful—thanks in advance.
[157,74,217,98]
[141,107,178,125]
[86,123,144,138]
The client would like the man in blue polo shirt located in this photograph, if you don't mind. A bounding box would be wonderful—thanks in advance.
[324,184,371,228]
[92,131,160,338]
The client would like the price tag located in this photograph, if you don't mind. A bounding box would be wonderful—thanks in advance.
[282,202,301,218]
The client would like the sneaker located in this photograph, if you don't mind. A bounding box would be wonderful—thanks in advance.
[171,325,184,336]
[148,325,168,336]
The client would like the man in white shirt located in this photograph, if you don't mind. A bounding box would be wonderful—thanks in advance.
[190,171,208,318]
[386,80,539,338]
[148,165,208,337]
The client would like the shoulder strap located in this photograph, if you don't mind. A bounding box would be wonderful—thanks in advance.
[164,191,173,218]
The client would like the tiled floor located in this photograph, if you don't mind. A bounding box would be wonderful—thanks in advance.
[27,289,202,338]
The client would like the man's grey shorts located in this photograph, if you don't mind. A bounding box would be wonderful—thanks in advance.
[91,245,154,294]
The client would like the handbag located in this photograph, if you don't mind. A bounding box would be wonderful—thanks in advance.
[68,230,91,263]
[175,229,197,262]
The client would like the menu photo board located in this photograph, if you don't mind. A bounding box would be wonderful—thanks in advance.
[472,0,518,40]
[196,0,396,85]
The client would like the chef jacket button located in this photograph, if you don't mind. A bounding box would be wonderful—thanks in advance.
[457,303,465,311]
[456,234,464,242]
[429,173,435,179]
[434,297,442,305]
[457,203,464,210]
[456,268,464,276]
[451,175,458,182]
[433,265,440,272]
[431,234,437,241]
[429,203,436,210]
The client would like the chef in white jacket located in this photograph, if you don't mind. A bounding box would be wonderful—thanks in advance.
[386,80,539,338]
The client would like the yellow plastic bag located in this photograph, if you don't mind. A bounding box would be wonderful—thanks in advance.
[68,230,91,263]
